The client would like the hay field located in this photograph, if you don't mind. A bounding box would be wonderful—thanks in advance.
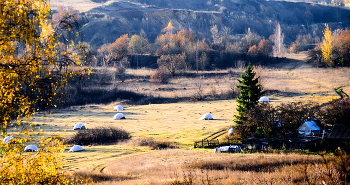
[100,149,330,185]
[8,100,240,171]
[6,53,350,176]
[7,96,310,171]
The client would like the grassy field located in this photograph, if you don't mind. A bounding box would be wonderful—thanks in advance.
[5,53,350,183]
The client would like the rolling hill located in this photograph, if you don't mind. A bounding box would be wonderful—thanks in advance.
[51,0,350,48]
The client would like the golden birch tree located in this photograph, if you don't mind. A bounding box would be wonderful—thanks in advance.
[321,23,333,65]
[0,1,87,183]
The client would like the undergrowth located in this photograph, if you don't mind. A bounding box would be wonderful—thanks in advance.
[65,127,131,145]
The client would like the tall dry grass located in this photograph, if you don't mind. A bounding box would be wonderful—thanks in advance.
[99,149,347,185]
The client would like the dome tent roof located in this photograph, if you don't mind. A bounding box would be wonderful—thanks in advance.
[114,105,124,111]
[199,113,213,120]
[24,145,38,152]
[258,96,270,102]
[228,128,234,134]
[114,113,125,120]
[73,122,86,130]
[69,145,84,152]
[3,136,13,144]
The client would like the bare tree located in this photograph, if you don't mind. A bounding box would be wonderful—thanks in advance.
[270,22,285,57]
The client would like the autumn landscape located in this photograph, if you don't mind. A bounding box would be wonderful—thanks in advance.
[1,0,350,184]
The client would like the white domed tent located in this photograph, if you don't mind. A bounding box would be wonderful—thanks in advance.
[69,145,84,152]
[114,113,125,120]
[73,122,86,130]
[228,128,234,136]
[2,136,13,144]
[24,145,38,152]
[258,96,270,102]
[113,105,124,111]
[199,113,213,120]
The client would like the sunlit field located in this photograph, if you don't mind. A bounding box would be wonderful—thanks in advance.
[5,53,350,183]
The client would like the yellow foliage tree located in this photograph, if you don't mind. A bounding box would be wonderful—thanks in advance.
[0,1,87,184]
[163,21,175,35]
[321,23,333,65]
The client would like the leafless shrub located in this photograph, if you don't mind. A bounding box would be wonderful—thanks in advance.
[191,82,204,101]
[210,84,217,98]
[224,82,239,99]
[150,66,172,84]
[227,68,235,77]
[130,138,177,150]
[235,60,246,71]
[254,65,267,87]
[65,127,131,145]
[114,57,130,82]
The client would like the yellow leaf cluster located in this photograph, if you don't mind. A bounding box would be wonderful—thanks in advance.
[0,137,70,184]
[0,0,87,132]
[321,23,333,65]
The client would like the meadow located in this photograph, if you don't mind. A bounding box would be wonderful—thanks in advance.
[7,53,350,184]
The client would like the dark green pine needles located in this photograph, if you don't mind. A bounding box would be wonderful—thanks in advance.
[234,64,263,125]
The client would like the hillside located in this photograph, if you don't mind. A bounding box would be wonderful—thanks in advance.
[51,0,350,47]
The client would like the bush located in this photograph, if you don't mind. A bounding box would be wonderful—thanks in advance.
[65,127,131,145]
[150,67,171,84]
[318,98,350,126]
[131,138,177,150]
[0,138,69,184]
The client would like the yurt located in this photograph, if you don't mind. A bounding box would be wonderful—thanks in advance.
[24,145,38,152]
[114,113,125,120]
[69,145,84,152]
[73,122,86,130]
[228,128,234,136]
[3,136,13,144]
[258,96,270,102]
[113,105,124,111]
[199,113,213,120]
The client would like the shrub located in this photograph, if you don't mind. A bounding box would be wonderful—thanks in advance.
[114,57,130,82]
[0,137,68,184]
[318,98,350,126]
[131,138,177,150]
[65,127,131,145]
[150,66,171,84]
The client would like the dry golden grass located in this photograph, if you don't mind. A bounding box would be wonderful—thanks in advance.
[7,100,238,171]
[99,149,337,185]
[6,53,350,183]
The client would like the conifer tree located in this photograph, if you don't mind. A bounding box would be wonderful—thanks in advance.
[234,64,263,125]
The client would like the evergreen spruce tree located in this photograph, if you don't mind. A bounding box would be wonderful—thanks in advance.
[234,64,263,125]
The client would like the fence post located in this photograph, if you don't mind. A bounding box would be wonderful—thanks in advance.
[202,140,204,148]
[207,140,209,148]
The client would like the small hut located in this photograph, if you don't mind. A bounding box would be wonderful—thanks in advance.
[298,121,321,137]
[327,124,350,151]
